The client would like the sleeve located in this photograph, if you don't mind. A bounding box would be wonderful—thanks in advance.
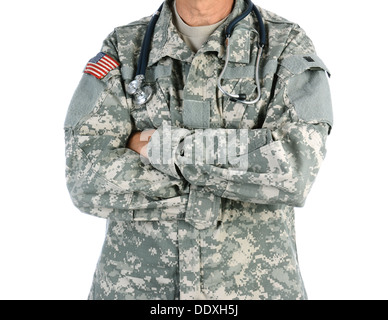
[147,26,333,208]
[64,32,188,221]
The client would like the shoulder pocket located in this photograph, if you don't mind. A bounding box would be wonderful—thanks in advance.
[65,74,106,129]
[279,54,333,129]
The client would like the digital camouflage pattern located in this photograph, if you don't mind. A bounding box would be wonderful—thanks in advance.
[65,0,332,300]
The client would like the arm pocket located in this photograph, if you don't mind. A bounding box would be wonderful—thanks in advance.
[278,54,333,130]
[65,74,106,129]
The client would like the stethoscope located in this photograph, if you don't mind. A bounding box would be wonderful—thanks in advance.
[127,0,267,106]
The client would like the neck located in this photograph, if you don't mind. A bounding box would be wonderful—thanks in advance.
[175,0,235,26]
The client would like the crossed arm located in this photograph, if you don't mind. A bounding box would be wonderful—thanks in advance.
[129,120,329,208]
[67,31,331,221]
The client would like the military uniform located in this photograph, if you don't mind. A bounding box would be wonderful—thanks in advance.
[65,0,332,300]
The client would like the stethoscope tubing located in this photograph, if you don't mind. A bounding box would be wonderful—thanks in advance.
[136,4,164,77]
[217,36,263,105]
[129,0,267,106]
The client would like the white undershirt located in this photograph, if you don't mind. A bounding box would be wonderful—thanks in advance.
[172,1,228,52]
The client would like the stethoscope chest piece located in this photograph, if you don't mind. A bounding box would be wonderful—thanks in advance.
[127,75,153,106]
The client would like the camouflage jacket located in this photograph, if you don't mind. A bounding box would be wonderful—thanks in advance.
[65,0,332,299]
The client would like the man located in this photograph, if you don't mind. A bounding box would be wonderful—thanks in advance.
[65,0,332,300]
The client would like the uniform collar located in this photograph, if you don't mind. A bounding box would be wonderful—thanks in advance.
[147,0,255,67]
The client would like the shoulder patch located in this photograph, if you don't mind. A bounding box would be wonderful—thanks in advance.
[84,52,120,79]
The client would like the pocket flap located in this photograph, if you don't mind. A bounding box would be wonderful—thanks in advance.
[279,54,331,77]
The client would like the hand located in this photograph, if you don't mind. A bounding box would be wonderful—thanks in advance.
[127,129,156,158]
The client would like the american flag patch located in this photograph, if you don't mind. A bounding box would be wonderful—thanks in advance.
[84,52,120,79]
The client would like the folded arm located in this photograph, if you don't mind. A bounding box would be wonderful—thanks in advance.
[146,52,332,208]
[64,40,188,221]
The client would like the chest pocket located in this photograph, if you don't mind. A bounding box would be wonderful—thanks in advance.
[127,64,173,130]
[220,65,260,129]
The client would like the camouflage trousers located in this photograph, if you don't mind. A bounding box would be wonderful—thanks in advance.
[88,207,307,300]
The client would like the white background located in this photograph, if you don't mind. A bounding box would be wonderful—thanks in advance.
[1,0,387,300]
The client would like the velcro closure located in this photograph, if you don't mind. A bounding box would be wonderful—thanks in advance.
[183,100,211,129]
[279,54,331,77]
